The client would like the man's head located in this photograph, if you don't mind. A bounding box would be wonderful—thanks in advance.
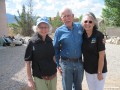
[59,8,74,29]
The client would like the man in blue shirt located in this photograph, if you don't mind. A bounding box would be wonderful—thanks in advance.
[53,8,84,90]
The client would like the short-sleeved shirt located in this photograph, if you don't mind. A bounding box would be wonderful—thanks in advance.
[82,29,107,74]
[24,33,57,79]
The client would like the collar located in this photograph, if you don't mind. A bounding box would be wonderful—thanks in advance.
[31,33,52,43]
[83,29,97,39]
[64,22,74,30]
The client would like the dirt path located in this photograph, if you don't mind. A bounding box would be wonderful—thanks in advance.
[0,44,120,90]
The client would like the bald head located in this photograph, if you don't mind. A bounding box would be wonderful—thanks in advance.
[59,7,74,29]
[59,8,73,17]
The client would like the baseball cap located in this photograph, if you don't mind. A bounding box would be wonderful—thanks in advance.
[36,17,50,26]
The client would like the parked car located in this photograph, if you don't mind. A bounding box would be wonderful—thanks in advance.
[2,37,11,46]
[2,36,22,46]
[14,34,27,44]
[0,37,4,46]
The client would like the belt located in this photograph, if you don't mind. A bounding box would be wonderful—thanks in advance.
[61,56,82,62]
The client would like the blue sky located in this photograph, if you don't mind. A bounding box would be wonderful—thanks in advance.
[5,0,105,18]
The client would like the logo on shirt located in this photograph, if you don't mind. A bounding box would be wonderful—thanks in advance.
[78,30,82,35]
[91,37,96,43]
[33,46,35,51]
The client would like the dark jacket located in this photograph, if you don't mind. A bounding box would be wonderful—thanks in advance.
[24,33,57,79]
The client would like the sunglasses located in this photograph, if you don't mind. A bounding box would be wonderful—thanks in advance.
[84,20,93,24]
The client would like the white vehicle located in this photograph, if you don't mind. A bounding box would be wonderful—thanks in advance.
[3,37,22,46]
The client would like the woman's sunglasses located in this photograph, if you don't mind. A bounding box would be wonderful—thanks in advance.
[84,20,93,24]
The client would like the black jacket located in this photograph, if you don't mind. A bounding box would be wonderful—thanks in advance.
[24,33,57,79]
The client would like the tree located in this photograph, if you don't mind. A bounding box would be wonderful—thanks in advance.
[14,0,36,36]
[98,20,106,34]
[8,23,20,34]
[78,15,83,22]
[102,0,120,26]
[50,12,62,30]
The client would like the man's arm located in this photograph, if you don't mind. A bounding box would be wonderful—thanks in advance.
[53,30,60,67]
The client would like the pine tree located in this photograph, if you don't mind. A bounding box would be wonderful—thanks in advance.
[50,12,62,29]
[102,0,120,26]
[14,0,36,36]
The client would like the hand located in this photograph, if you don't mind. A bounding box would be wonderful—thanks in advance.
[28,79,35,90]
[42,76,50,80]
[97,73,103,80]
[42,73,56,80]
[57,66,62,75]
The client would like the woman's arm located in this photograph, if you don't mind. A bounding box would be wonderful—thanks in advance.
[53,55,62,75]
[97,50,105,80]
[25,61,32,80]
[25,61,35,90]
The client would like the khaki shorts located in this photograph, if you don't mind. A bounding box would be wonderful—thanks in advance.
[34,76,57,90]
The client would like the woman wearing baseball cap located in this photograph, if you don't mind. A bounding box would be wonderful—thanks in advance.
[24,17,57,90]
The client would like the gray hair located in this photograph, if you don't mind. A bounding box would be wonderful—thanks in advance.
[81,12,98,29]
[59,7,73,17]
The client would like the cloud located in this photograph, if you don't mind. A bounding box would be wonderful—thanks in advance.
[33,3,42,10]
[68,0,104,17]
[11,0,23,4]
[46,0,56,4]
[5,0,23,15]
[6,8,18,15]
[90,3,104,17]
[43,4,55,11]
[34,0,40,4]
[6,0,104,17]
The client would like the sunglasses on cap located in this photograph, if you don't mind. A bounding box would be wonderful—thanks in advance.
[84,20,93,24]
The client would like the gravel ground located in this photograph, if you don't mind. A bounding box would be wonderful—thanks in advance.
[0,44,120,90]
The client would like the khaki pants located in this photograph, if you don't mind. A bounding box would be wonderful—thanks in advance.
[34,76,57,90]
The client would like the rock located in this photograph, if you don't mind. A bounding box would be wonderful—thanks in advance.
[106,36,120,45]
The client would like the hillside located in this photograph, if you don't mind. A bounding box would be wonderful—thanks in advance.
[6,13,17,23]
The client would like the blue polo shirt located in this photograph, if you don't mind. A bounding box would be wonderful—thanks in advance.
[53,22,83,66]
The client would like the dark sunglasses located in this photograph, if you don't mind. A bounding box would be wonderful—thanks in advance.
[84,20,93,24]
